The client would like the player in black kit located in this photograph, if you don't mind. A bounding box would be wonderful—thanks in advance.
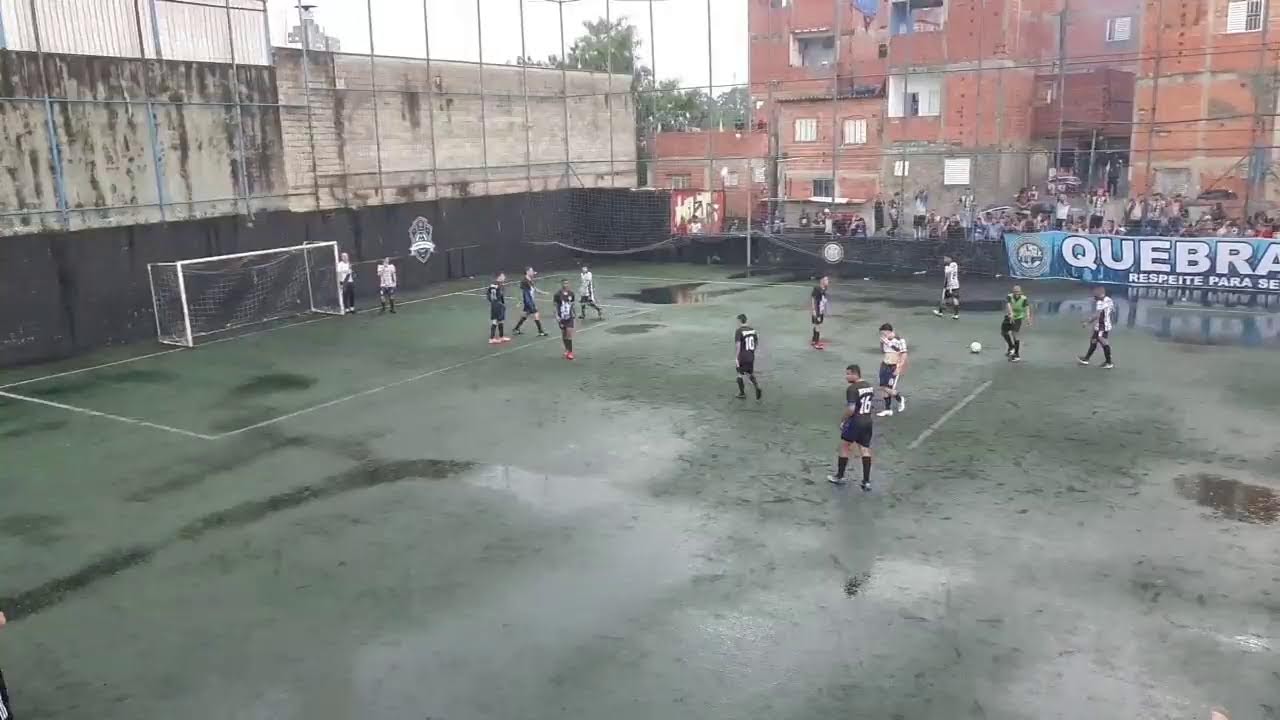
[829,364,874,491]
[734,313,762,400]
[486,272,510,344]
[512,267,549,337]
[810,275,830,350]
[553,279,576,360]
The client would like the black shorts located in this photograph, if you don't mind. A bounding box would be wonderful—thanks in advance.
[490,304,506,322]
[878,363,898,389]
[1089,214,1104,230]
[559,316,575,330]
[379,286,395,298]
[841,420,873,447]
[736,359,755,375]
[943,288,960,301]
[522,301,537,315]
[579,294,594,304]
[1002,317,1023,333]
[913,214,927,228]
[811,312,825,325]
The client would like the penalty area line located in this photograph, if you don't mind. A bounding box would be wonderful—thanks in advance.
[906,380,993,451]
[215,307,659,438]
[0,390,218,441]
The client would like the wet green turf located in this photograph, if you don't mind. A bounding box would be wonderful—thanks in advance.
[1,262,1277,719]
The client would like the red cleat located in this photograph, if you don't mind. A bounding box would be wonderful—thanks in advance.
[488,338,500,344]
[499,336,512,343]
[565,351,575,360]
[812,342,827,350]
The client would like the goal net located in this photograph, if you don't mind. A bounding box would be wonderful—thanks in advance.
[148,242,342,347]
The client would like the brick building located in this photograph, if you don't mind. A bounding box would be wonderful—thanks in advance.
[749,0,1141,224]
[651,130,769,219]
[1129,0,1280,214]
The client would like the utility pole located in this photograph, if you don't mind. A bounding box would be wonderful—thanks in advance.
[1053,0,1068,183]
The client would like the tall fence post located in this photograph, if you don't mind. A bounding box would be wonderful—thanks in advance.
[27,0,71,229]
[0,3,8,49]
[475,0,490,195]
[146,0,164,59]
[745,0,753,267]
[365,0,385,205]
[518,0,533,193]
[224,0,253,219]
[132,0,167,223]
[296,0,322,210]
[421,0,440,201]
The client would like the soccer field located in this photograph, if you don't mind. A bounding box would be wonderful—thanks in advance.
[1,262,1277,720]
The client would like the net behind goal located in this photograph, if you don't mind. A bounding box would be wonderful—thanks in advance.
[148,242,342,347]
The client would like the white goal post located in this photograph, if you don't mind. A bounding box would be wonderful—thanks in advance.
[147,242,343,347]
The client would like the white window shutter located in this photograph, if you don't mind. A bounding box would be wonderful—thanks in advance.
[893,160,910,177]
[1226,0,1248,32]
[1110,16,1131,41]
[924,87,942,116]
[943,158,972,185]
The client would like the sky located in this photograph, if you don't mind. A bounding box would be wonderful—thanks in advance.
[266,0,748,90]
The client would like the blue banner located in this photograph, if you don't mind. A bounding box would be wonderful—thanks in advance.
[1005,232,1280,292]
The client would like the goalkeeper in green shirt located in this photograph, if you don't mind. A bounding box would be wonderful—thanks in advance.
[1001,285,1032,362]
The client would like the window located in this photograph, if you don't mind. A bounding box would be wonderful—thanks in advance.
[890,0,947,36]
[1105,16,1132,41]
[670,174,691,190]
[724,171,740,187]
[1035,80,1055,106]
[842,118,868,145]
[893,160,910,177]
[791,33,835,68]
[1154,168,1192,196]
[887,74,942,118]
[1225,0,1263,33]
[770,0,790,7]
[812,178,834,197]
[943,157,972,185]
[794,117,818,142]
[753,165,767,184]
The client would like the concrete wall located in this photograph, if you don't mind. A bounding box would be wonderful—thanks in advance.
[274,48,637,211]
[0,47,639,236]
[0,49,287,237]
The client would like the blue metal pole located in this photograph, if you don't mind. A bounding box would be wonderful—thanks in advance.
[0,3,8,49]
[133,0,167,223]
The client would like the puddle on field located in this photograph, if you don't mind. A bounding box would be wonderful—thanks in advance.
[621,283,754,305]
[606,323,664,335]
[1173,473,1279,525]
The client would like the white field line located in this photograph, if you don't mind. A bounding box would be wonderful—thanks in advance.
[0,283,496,392]
[216,307,659,438]
[0,390,218,440]
[906,380,993,450]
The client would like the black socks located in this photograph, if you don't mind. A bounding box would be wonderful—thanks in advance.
[862,457,872,484]
[836,456,849,479]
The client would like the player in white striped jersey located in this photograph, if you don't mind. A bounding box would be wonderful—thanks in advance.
[933,256,960,320]
[376,258,397,314]
[578,266,604,320]
[1078,286,1116,369]
[876,323,908,416]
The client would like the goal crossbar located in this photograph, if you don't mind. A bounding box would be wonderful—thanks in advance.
[148,242,342,348]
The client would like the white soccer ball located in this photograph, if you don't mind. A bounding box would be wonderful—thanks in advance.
[969,341,982,354]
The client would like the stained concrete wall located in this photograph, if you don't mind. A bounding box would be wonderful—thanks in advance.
[0,50,287,237]
[274,48,637,211]
[0,48,639,236]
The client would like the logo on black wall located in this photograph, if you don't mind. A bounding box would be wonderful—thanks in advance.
[822,242,845,264]
[409,217,436,263]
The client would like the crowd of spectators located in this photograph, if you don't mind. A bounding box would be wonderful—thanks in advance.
[790,185,1279,242]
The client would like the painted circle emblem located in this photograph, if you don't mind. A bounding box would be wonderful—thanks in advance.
[822,242,844,264]
[1013,236,1049,277]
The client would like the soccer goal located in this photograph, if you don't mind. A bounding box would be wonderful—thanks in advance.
[147,242,343,347]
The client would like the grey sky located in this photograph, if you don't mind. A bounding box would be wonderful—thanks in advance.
[267,0,747,90]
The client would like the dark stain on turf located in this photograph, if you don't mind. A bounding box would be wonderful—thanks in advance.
[0,419,68,439]
[621,283,753,305]
[606,323,663,335]
[176,458,474,539]
[229,372,316,397]
[0,512,67,546]
[844,572,872,597]
[5,457,476,621]
[1173,473,1278,525]
[1172,471,1274,520]
[25,368,178,398]
[124,431,311,502]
